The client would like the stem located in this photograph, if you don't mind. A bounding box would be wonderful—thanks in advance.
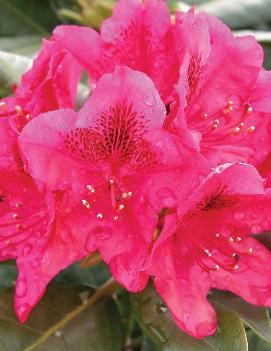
[25,277,119,351]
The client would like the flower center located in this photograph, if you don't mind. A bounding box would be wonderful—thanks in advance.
[189,231,253,273]
[81,178,133,222]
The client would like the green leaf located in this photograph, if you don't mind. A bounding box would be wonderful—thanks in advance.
[210,291,271,343]
[247,330,271,351]
[198,0,271,29]
[141,338,159,351]
[0,50,32,86]
[0,284,123,351]
[0,0,59,36]
[132,284,248,351]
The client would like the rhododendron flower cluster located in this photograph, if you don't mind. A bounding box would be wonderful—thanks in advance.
[1,0,271,340]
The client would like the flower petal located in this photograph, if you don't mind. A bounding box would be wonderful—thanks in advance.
[149,219,217,338]
[16,39,82,117]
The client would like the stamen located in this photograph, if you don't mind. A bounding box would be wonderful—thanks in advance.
[118,204,125,211]
[232,253,240,260]
[204,249,212,257]
[97,213,103,219]
[86,185,95,193]
[243,103,253,115]
[223,100,234,114]
[82,199,90,209]
[247,126,256,133]
[232,127,241,135]
[113,215,119,221]
[14,105,23,116]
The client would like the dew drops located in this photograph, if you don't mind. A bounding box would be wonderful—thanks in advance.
[16,279,27,297]
[251,224,262,234]
[85,234,95,252]
[157,187,177,208]
[93,226,112,240]
[55,330,62,338]
[183,310,191,322]
[144,94,156,106]
[22,244,32,256]
[233,212,245,220]
[155,140,164,148]
[17,303,29,316]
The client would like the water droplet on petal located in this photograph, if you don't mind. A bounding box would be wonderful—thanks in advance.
[157,187,177,207]
[93,226,112,240]
[85,234,95,252]
[233,212,245,220]
[251,224,262,234]
[17,303,29,317]
[22,244,32,256]
[144,94,156,106]
[155,140,164,148]
[16,279,27,297]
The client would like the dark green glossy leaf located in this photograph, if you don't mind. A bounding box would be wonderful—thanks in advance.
[0,0,59,36]
[0,284,122,351]
[210,290,271,342]
[132,284,248,351]
[247,330,271,351]
[141,338,159,351]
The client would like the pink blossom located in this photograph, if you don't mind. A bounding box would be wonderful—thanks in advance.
[170,10,271,167]
[149,163,271,338]
[52,0,179,102]
[18,66,203,313]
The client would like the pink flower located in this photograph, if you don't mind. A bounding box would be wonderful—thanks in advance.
[0,115,54,320]
[170,10,271,167]
[19,66,203,312]
[0,38,83,321]
[52,0,179,102]
[0,38,82,130]
[0,113,98,323]
[149,163,271,338]
[16,39,82,117]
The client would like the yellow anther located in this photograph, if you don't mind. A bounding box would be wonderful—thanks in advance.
[232,127,241,135]
[82,199,90,209]
[86,185,95,193]
[247,126,256,133]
